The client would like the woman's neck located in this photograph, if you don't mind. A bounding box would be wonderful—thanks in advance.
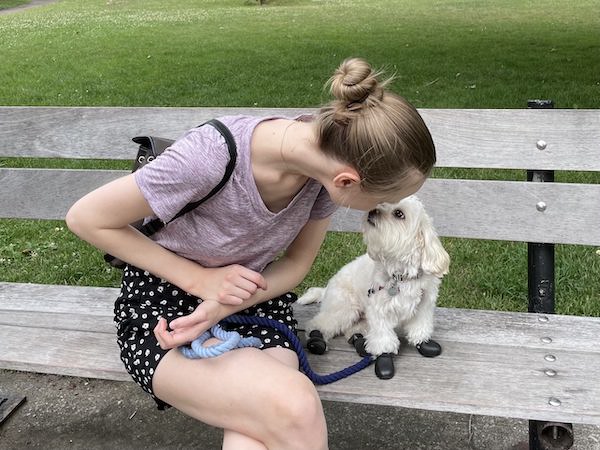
[251,119,326,213]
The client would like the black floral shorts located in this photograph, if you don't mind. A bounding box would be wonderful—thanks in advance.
[114,265,298,410]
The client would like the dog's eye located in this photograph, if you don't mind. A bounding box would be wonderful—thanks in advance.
[393,209,405,219]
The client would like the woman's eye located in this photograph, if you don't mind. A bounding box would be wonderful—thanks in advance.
[393,209,405,219]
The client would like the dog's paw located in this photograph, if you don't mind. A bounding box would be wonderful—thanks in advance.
[306,330,327,355]
[375,353,395,379]
[365,333,400,356]
[416,339,442,357]
[348,333,369,357]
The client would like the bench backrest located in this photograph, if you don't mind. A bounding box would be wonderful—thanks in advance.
[1,106,599,245]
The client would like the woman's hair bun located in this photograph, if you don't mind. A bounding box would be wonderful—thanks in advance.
[329,57,387,105]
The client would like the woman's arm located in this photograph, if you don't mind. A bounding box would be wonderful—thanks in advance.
[155,216,332,349]
[66,174,266,304]
[255,215,332,303]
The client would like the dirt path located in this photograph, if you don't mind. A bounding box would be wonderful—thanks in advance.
[0,0,57,16]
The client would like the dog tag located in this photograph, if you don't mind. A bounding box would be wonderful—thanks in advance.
[388,286,399,296]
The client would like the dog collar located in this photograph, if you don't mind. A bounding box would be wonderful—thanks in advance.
[367,270,423,297]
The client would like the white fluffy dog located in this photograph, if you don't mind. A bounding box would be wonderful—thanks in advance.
[297,196,450,378]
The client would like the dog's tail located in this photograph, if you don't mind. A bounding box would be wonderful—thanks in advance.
[296,287,325,305]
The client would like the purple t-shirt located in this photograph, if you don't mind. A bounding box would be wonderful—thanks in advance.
[134,115,338,273]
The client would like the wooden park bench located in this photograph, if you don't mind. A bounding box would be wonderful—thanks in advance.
[1,105,599,449]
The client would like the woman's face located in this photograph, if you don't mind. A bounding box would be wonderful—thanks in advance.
[329,170,426,211]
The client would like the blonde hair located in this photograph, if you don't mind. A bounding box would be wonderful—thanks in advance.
[315,58,436,194]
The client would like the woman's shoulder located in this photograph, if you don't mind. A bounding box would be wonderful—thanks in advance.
[217,114,314,137]
[213,115,266,137]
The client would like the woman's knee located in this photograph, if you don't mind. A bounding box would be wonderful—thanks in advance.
[267,374,328,448]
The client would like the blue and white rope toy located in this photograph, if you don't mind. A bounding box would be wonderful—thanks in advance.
[180,314,373,385]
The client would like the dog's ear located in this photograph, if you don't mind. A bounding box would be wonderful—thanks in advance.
[418,213,450,277]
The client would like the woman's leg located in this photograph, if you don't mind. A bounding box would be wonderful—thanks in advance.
[222,347,301,450]
[222,432,267,450]
[153,346,328,450]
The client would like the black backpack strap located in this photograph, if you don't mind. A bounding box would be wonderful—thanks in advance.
[139,119,237,236]
[169,119,237,222]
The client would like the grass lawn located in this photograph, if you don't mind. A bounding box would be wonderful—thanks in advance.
[1,0,599,108]
[0,0,599,315]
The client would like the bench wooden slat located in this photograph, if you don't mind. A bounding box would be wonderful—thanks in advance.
[0,106,312,160]
[1,282,600,425]
[3,283,599,354]
[311,342,600,425]
[421,108,600,171]
[2,107,599,171]
[1,324,130,381]
[295,303,600,354]
[3,169,600,245]
[417,178,600,245]
[3,310,116,334]
[0,282,118,316]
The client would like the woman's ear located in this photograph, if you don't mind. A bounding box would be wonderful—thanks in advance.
[332,167,360,188]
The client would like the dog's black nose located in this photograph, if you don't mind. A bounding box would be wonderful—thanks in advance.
[367,209,380,225]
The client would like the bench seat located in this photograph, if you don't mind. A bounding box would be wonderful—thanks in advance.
[2,281,599,426]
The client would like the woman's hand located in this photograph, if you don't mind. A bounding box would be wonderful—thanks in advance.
[153,300,224,350]
[188,264,267,306]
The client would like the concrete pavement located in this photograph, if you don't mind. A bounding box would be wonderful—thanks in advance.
[2,369,600,449]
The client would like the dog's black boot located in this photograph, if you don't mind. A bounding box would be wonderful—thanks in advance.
[306,330,327,355]
[375,353,395,379]
[348,333,369,357]
[416,339,442,357]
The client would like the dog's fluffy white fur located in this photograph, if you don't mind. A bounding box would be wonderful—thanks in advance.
[298,196,450,356]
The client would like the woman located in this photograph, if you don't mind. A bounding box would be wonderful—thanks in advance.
[67,57,436,450]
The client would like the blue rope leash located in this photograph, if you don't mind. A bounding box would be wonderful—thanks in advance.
[224,314,374,385]
[180,314,373,384]
[179,323,262,359]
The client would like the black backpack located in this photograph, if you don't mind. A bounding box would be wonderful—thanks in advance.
[104,119,237,268]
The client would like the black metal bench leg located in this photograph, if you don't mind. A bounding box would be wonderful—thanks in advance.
[526,100,574,450]
[530,421,574,450]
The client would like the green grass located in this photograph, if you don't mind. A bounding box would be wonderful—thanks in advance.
[1,0,599,108]
[0,219,122,287]
[1,0,599,316]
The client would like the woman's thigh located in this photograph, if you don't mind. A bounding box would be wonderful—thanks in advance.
[263,346,299,369]
[152,346,321,442]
